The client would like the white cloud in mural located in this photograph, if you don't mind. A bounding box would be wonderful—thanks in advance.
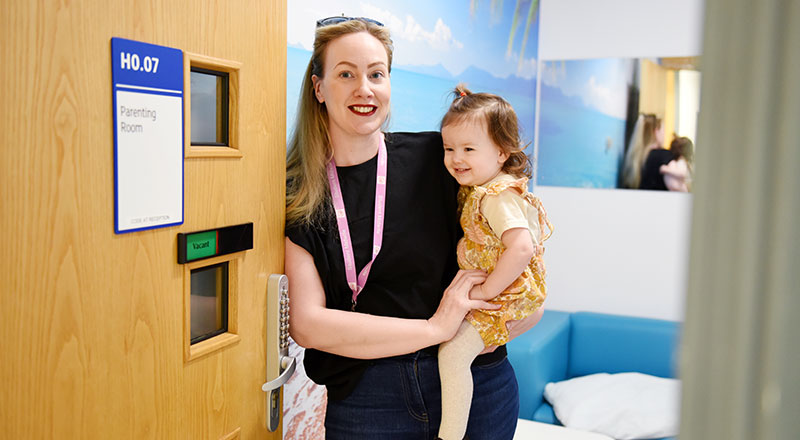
[287,4,330,50]
[541,62,628,120]
[584,76,628,120]
[361,4,463,51]
[541,61,567,87]
[359,3,467,75]
[515,55,538,80]
[404,17,464,51]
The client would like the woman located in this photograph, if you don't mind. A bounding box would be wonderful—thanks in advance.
[622,113,664,189]
[284,17,540,439]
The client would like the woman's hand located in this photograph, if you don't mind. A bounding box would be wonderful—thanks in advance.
[478,306,545,355]
[428,270,498,342]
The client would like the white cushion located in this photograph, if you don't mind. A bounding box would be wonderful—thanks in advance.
[543,372,680,439]
[514,418,614,439]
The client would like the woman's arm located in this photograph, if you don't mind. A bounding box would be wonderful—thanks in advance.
[285,237,496,359]
[469,227,534,301]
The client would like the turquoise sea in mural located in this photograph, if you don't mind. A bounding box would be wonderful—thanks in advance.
[537,83,627,188]
[287,46,537,159]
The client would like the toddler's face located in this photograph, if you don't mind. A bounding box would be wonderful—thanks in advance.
[442,119,508,187]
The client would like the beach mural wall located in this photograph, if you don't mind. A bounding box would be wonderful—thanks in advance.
[536,58,635,189]
[535,56,701,190]
[284,1,540,438]
[287,0,540,149]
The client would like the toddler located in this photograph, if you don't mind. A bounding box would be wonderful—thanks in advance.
[438,85,552,440]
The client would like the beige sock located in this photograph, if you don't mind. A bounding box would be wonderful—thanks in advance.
[438,320,486,440]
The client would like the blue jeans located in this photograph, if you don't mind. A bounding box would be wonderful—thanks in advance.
[324,350,519,439]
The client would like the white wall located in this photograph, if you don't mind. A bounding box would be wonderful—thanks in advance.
[535,0,704,321]
[539,0,705,61]
[536,186,691,321]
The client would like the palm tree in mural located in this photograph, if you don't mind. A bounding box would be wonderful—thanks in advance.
[470,0,539,72]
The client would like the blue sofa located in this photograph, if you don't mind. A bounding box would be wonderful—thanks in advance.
[507,310,680,440]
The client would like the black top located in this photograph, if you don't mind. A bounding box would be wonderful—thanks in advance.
[639,148,676,190]
[285,131,507,400]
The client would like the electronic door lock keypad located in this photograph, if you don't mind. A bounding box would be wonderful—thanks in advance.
[279,295,289,350]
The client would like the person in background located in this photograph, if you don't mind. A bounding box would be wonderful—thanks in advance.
[283,17,541,439]
[659,136,694,192]
[640,135,694,191]
[622,113,664,189]
[436,84,552,440]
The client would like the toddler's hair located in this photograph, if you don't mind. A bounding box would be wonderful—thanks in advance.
[670,136,694,163]
[440,84,532,178]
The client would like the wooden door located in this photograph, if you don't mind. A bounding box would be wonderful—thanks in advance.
[0,1,287,438]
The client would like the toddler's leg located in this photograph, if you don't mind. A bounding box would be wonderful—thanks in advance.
[437,320,486,440]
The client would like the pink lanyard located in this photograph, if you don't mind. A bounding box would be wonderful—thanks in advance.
[326,133,388,310]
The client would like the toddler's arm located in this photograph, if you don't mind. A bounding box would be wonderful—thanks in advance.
[660,158,690,192]
[470,227,534,301]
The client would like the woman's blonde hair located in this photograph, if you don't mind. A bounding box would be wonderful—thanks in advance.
[285,19,393,226]
[440,84,532,179]
[622,113,662,189]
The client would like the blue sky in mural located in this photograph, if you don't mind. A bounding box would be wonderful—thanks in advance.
[287,0,539,147]
[537,58,635,188]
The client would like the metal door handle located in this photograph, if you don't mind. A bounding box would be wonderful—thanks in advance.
[264,274,296,432]
[261,355,296,391]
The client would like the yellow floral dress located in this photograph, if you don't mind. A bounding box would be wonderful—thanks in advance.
[458,176,553,347]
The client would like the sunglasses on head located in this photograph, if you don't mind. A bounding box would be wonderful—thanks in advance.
[315,16,384,28]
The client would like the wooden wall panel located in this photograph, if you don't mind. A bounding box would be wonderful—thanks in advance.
[0,1,286,438]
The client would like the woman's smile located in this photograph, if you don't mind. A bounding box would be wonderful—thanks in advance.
[349,105,378,116]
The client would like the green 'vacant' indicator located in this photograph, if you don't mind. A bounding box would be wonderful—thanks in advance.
[186,230,217,261]
[177,223,253,264]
